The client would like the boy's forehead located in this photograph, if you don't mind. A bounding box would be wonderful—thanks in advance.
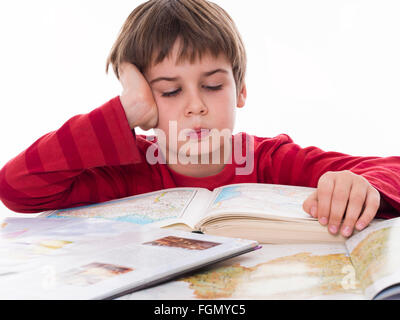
[146,50,232,78]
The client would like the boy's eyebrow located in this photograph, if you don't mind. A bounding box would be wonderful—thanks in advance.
[149,68,229,85]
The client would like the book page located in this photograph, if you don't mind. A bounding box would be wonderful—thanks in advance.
[0,217,135,278]
[345,217,400,300]
[0,218,257,300]
[41,187,212,230]
[119,243,365,300]
[200,183,316,225]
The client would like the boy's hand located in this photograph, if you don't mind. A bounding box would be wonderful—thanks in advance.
[303,171,381,238]
[118,62,159,131]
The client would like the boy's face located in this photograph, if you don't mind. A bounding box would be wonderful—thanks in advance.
[144,40,247,164]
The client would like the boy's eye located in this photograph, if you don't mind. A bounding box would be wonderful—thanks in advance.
[162,88,182,97]
[161,85,223,98]
[205,85,223,91]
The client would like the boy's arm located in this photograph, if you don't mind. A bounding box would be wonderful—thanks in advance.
[0,97,144,213]
[0,62,159,214]
[261,134,400,217]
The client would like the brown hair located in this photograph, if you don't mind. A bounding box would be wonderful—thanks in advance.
[106,0,247,95]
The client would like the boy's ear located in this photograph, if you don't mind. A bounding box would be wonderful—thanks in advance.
[237,82,247,109]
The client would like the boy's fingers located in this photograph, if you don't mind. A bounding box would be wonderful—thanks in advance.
[118,62,131,78]
[118,63,131,87]
[328,180,352,234]
[119,62,141,88]
[356,187,381,231]
[340,182,368,237]
[317,173,335,226]
[303,191,318,217]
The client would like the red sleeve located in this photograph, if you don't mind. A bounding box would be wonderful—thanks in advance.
[258,134,400,219]
[0,97,143,213]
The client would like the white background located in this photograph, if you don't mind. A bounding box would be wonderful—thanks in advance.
[0,0,399,217]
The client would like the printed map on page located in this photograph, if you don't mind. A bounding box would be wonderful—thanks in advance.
[348,224,400,291]
[47,190,197,225]
[120,244,364,300]
[210,184,315,219]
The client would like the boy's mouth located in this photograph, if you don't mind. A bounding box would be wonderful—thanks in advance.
[185,128,211,140]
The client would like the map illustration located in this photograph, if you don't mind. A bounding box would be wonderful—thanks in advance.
[120,244,364,300]
[349,225,400,290]
[210,184,315,220]
[47,189,196,225]
[180,252,361,299]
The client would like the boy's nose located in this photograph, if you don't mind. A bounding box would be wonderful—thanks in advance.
[184,99,208,117]
[185,107,208,116]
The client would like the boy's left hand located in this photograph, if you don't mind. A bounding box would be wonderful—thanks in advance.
[303,171,381,238]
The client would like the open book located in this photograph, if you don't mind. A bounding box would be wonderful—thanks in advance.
[0,217,258,300]
[42,183,348,244]
[119,217,400,300]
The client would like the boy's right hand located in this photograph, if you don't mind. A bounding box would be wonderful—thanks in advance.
[118,62,159,131]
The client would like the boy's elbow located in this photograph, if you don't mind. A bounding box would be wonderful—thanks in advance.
[0,198,42,214]
[0,183,53,214]
[0,187,38,214]
[0,167,41,214]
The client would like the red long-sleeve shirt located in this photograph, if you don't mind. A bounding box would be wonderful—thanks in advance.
[1,96,399,219]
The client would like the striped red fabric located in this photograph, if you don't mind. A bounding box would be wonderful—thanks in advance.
[0,96,399,220]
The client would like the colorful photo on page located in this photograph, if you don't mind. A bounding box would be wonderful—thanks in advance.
[60,262,134,287]
[143,236,221,251]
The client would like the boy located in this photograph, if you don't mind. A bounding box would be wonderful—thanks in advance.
[0,0,399,239]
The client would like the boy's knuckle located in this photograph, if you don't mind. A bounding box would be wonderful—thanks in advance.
[322,171,335,180]
[318,196,332,213]
[329,203,343,216]
[330,205,345,222]
[344,209,359,223]
[338,170,349,177]
[333,189,348,203]
[350,191,366,204]
[369,198,380,211]
[318,180,333,194]
[359,212,374,224]
[329,215,341,226]
[370,186,380,198]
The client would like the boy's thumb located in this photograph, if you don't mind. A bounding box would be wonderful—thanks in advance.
[303,191,318,218]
